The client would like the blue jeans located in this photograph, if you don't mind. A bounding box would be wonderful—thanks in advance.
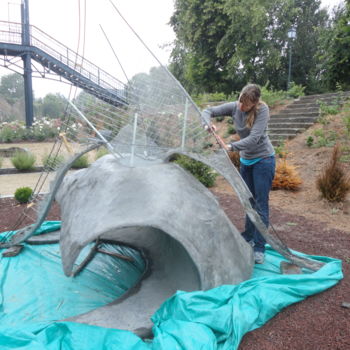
[240,156,275,253]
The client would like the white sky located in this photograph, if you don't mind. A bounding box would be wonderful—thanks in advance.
[0,0,345,98]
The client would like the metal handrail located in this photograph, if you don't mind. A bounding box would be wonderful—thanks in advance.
[0,20,126,99]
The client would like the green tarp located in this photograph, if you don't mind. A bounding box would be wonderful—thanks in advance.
[0,222,343,349]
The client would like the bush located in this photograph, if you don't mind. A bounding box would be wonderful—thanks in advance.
[272,157,302,191]
[286,82,305,98]
[318,100,341,117]
[306,136,314,147]
[316,145,350,202]
[226,125,236,135]
[95,147,109,160]
[0,126,16,142]
[261,85,287,108]
[42,154,65,169]
[11,151,36,170]
[173,154,217,187]
[0,157,3,168]
[71,154,89,169]
[14,187,33,204]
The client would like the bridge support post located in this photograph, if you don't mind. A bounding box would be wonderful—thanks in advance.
[21,0,34,127]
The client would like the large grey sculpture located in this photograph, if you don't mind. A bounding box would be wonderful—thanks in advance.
[55,154,254,337]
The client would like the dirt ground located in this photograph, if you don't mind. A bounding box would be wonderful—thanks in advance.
[0,113,350,348]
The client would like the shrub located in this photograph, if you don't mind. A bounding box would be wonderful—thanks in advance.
[318,100,341,117]
[272,157,302,191]
[306,136,314,147]
[226,125,236,135]
[11,151,36,170]
[71,154,89,169]
[0,126,16,142]
[261,85,287,108]
[173,154,217,187]
[286,82,305,98]
[316,145,350,202]
[42,154,65,169]
[95,147,109,160]
[274,141,287,158]
[215,116,225,122]
[14,187,33,204]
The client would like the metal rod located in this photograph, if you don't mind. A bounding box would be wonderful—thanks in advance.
[181,98,189,151]
[66,99,121,159]
[130,113,138,167]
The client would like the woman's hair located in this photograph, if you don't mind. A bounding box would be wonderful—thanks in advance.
[239,84,263,128]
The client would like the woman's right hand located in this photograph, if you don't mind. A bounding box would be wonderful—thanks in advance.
[204,124,217,132]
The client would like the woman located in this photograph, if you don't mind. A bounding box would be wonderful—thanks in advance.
[201,84,275,264]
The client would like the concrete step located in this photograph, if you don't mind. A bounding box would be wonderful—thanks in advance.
[292,95,349,106]
[268,122,314,128]
[270,116,319,123]
[282,106,320,113]
[269,134,295,146]
[271,111,319,118]
[269,127,305,135]
[298,91,350,101]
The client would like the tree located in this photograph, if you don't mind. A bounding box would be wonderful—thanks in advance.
[0,73,24,105]
[326,0,350,89]
[169,0,330,94]
[289,0,329,93]
[36,93,67,119]
[170,0,231,94]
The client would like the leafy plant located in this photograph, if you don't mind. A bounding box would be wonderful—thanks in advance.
[95,147,109,160]
[312,129,337,148]
[306,136,314,147]
[274,141,287,158]
[42,154,65,169]
[71,154,89,169]
[173,154,217,187]
[11,151,36,170]
[343,115,350,136]
[286,82,305,98]
[0,126,16,142]
[226,125,236,135]
[317,100,341,117]
[14,186,33,204]
[260,85,287,108]
[316,145,350,202]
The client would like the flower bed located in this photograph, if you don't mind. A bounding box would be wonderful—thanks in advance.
[0,118,78,143]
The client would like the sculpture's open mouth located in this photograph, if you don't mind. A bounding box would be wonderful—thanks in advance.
[55,155,254,337]
[64,227,201,338]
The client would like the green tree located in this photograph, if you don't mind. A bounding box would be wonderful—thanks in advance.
[289,0,329,93]
[0,73,24,105]
[169,0,329,94]
[326,0,350,89]
[36,93,67,119]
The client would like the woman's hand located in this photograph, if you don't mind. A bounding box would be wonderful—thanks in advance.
[204,124,217,132]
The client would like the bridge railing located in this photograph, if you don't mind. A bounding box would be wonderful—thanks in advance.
[0,20,127,100]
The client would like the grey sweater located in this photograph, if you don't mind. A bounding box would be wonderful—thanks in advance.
[201,102,274,159]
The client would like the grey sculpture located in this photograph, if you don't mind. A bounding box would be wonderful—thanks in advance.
[55,154,254,337]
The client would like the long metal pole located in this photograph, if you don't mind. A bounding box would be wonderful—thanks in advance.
[287,41,292,90]
[22,0,34,127]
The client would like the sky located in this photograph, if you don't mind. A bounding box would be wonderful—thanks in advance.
[0,0,345,98]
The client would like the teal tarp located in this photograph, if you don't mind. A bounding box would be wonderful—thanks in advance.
[0,222,343,350]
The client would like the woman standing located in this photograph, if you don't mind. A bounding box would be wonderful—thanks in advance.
[201,84,275,264]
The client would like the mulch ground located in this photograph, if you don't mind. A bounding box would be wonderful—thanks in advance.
[0,192,349,349]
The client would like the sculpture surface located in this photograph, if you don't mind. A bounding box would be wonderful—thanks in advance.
[56,154,254,336]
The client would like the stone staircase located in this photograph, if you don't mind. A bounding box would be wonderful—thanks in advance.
[268,91,350,146]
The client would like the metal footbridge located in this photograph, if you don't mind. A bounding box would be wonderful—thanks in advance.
[0,20,127,125]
